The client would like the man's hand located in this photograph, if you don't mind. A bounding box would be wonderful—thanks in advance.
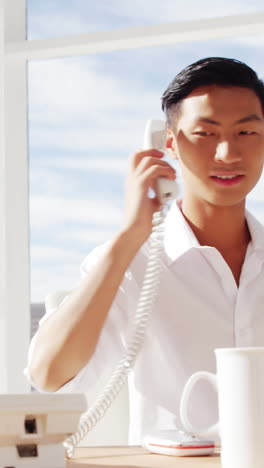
[122,149,176,242]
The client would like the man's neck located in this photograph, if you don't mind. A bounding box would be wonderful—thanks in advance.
[180,197,251,253]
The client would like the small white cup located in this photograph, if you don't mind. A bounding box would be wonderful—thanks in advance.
[180,347,264,468]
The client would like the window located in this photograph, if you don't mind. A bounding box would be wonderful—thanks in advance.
[2,0,264,395]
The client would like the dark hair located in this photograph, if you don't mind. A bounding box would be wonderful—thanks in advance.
[161,57,264,124]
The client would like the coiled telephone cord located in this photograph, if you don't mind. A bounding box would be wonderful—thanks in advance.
[64,206,168,459]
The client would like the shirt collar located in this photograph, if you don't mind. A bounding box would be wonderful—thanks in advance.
[163,200,264,265]
[163,200,199,264]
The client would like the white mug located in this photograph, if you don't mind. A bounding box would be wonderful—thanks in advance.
[180,347,264,468]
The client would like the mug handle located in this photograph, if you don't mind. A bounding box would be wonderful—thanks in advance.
[180,371,219,436]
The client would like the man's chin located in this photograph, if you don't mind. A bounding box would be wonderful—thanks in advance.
[205,194,247,209]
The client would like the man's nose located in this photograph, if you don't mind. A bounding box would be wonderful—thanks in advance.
[214,141,242,164]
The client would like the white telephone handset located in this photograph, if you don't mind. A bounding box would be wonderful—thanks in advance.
[143,119,179,203]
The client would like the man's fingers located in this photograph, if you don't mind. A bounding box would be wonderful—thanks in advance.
[135,156,173,176]
[130,149,164,170]
[137,165,176,191]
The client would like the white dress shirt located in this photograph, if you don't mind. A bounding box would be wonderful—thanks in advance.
[26,200,264,444]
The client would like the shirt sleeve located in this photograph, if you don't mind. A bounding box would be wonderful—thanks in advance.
[24,242,139,394]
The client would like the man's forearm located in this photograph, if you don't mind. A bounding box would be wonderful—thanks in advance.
[29,228,144,392]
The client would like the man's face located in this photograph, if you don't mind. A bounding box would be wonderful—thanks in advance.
[167,85,264,207]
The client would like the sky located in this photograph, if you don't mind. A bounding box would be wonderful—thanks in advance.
[27,1,264,302]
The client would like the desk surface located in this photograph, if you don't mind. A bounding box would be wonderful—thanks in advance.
[67,446,221,467]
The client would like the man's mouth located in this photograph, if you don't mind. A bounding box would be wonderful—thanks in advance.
[213,175,239,179]
[210,174,244,185]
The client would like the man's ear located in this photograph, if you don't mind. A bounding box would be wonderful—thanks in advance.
[166,127,179,160]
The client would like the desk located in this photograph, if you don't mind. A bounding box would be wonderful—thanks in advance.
[67,446,221,467]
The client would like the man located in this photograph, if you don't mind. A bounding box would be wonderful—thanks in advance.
[26,57,264,444]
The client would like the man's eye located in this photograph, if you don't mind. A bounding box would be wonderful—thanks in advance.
[239,131,256,135]
[193,131,213,136]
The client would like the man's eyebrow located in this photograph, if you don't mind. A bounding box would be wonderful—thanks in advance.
[235,114,263,124]
[196,114,263,126]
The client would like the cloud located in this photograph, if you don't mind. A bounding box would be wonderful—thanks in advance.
[30,209,121,302]
[60,227,117,246]
[29,192,124,304]
[31,244,81,265]
[28,55,164,158]
[29,123,147,155]
[28,0,264,39]
[37,155,129,173]
[30,196,123,230]
[99,0,264,23]
[28,57,160,124]
[30,255,82,302]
